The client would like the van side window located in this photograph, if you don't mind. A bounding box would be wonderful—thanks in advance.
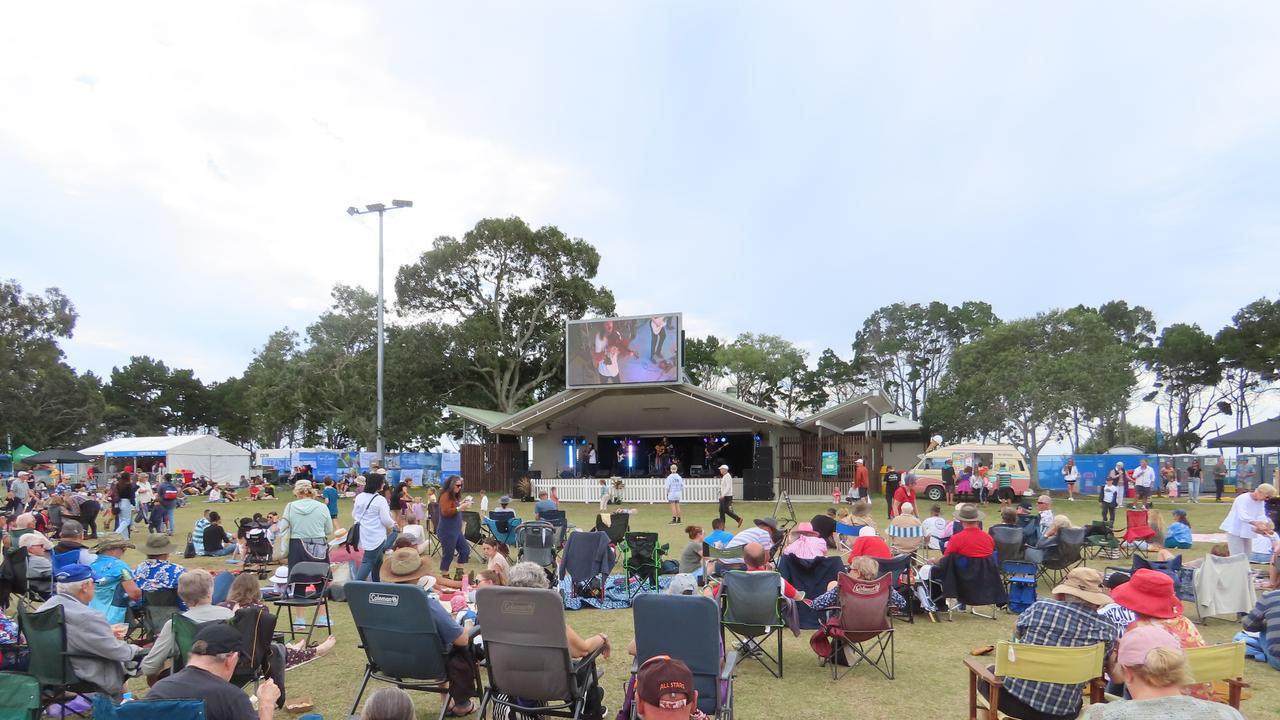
[1018,461,1026,472]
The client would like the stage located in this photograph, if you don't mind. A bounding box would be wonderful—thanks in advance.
[529,475,723,504]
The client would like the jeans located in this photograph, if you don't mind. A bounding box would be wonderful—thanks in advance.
[165,506,176,533]
[1263,632,1280,671]
[439,513,470,572]
[1188,478,1200,502]
[115,499,134,537]
[355,531,397,582]
[1101,503,1116,525]
[210,544,237,557]
[718,496,741,525]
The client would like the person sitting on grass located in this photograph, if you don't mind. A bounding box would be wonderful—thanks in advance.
[1164,509,1193,550]
[146,623,281,720]
[507,561,608,720]
[203,512,239,558]
[141,569,234,679]
[1250,519,1279,566]
[1242,586,1280,670]
[679,525,705,575]
[1081,626,1244,720]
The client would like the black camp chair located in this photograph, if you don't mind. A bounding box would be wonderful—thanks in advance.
[560,531,614,602]
[633,594,738,720]
[539,509,570,547]
[476,587,605,720]
[140,589,182,643]
[874,554,915,624]
[718,571,787,678]
[593,512,630,546]
[19,604,118,717]
[461,511,485,556]
[622,532,666,600]
[346,581,481,720]
[272,561,331,647]
[1036,527,1086,588]
[991,525,1026,585]
[516,521,558,569]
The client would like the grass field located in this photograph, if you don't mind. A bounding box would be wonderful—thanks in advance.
[112,492,1275,720]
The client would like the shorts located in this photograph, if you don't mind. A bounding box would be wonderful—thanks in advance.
[1135,486,1151,499]
[944,480,956,492]
[667,494,682,503]
[1065,480,1076,486]
[997,487,1015,502]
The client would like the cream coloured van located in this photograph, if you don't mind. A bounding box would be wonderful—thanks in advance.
[907,444,1031,502]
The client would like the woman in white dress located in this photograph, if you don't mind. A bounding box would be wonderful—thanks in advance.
[1218,483,1277,557]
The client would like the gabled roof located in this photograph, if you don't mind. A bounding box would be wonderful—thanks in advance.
[447,405,515,428]
[794,390,897,434]
[488,383,795,435]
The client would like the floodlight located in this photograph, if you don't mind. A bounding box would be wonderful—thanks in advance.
[347,207,359,216]
[365,203,386,212]
[392,199,413,208]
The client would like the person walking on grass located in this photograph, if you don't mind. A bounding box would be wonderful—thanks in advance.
[665,464,684,524]
[717,465,741,528]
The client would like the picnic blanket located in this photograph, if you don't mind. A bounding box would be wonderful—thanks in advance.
[1191,533,1228,544]
[558,573,674,609]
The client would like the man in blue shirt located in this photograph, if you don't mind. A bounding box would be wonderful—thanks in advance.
[156,474,180,535]
[703,518,734,548]
[534,491,557,519]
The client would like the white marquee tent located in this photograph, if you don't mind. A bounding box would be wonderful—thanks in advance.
[80,435,251,486]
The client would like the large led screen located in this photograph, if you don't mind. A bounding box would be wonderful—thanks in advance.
[565,313,682,388]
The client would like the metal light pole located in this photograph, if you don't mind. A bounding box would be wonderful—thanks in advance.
[346,200,413,464]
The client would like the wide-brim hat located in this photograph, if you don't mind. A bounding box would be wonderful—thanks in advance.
[792,522,817,536]
[142,533,178,556]
[753,517,779,531]
[1051,567,1111,607]
[954,504,983,523]
[384,548,434,584]
[271,567,290,584]
[94,533,135,552]
[1111,568,1183,619]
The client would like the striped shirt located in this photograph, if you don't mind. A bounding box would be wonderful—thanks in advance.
[1243,589,1280,664]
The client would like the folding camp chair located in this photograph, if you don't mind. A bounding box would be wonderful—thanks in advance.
[703,544,744,578]
[1120,508,1155,555]
[539,509,570,547]
[622,532,666,598]
[1083,520,1124,560]
[718,571,787,678]
[1131,554,1193,599]
[0,671,42,720]
[632,594,737,720]
[561,531,615,602]
[1192,553,1255,624]
[345,581,481,720]
[482,514,521,546]
[833,522,862,554]
[964,641,1106,720]
[1035,527,1085,588]
[874,554,914,624]
[461,511,486,556]
[516,521,558,568]
[272,561,331,647]
[169,614,208,672]
[593,512,630,546]
[1185,642,1250,710]
[817,573,895,680]
[140,589,182,643]
[18,604,118,718]
[887,522,925,555]
[476,587,605,720]
[91,696,206,720]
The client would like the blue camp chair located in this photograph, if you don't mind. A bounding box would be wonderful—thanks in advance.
[482,515,521,546]
[632,594,737,720]
[91,696,205,720]
[345,581,481,720]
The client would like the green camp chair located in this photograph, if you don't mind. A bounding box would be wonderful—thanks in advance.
[170,615,206,672]
[718,571,787,678]
[0,672,42,720]
[140,589,181,643]
[704,544,745,577]
[18,604,113,718]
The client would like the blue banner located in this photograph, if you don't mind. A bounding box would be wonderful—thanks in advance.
[104,450,167,457]
[1037,454,1159,492]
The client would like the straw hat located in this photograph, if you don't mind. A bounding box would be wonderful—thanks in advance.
[1051,567,1111,607]
[141,533,179,556]
[383,548,435,584]
[94,533,135,553]
[954,504,983,523]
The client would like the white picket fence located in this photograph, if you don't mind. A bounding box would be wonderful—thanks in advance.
[530,476,722,504]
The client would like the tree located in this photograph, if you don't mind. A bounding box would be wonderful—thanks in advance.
[299,285,379,449]
[383,322,461,450]
[812,349,868,405]
[1078,423,1159,454]
[852,301,1000,420]
[683,335,726,389]
[102,356,176,436]
[1216,296,1280,428]
[238,329,306,448]
[1090,300,1157,446]
[924,310,1134,488]
[395,217,615,413]
[715,333,808,412]
[1140,324,1224,453]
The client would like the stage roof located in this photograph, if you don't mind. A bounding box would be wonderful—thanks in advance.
[447,405,515,428]
[843,412,923,434]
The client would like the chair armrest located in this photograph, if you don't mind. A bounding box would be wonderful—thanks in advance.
[465,624,483,643]
[572,642,607,672]
[720,650,739,681]
[962,656,999,687]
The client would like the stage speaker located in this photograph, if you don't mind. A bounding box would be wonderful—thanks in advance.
[509,451,528,482]
[743,468,774,501]
[753,446,773,469]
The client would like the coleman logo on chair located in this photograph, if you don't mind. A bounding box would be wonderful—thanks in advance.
[502,599,536,615]
[368,593,400,607]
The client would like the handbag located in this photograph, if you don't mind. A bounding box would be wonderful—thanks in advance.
[272,513,291,562]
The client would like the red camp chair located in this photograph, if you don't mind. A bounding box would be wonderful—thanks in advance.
[1121,509,1156,547]
[811,573,895,680]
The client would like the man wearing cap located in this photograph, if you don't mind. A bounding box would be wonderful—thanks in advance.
[52,519,97,569]
[148,623,280,720]
[43,563,144,697]
[722,517,778,565]
[141,569,235,678]
[634,656,704,720]
[717,465,742,528]
[983,568,1118,720]
[8,471,30,507]
[20,531,54,597]
[133,532,187,607]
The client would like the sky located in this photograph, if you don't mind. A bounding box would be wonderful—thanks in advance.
[2,2,1279,434]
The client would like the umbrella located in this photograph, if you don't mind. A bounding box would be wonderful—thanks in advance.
[22,449,95,465]
[9,445,37,463]
[1207,417,1280,448]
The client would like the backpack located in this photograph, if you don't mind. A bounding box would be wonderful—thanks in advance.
[161,484,179,501]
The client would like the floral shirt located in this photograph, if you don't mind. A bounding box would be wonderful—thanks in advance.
[134,559,188,610]
[0,616,19,645]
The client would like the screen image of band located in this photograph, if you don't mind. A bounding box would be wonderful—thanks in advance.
[565,313,681,388]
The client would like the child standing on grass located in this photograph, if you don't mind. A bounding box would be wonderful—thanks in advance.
[1100,474,1120,525]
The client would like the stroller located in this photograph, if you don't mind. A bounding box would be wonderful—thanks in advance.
[238,517,275,578]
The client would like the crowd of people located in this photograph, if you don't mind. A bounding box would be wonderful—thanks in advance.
[1,457,1278,720]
